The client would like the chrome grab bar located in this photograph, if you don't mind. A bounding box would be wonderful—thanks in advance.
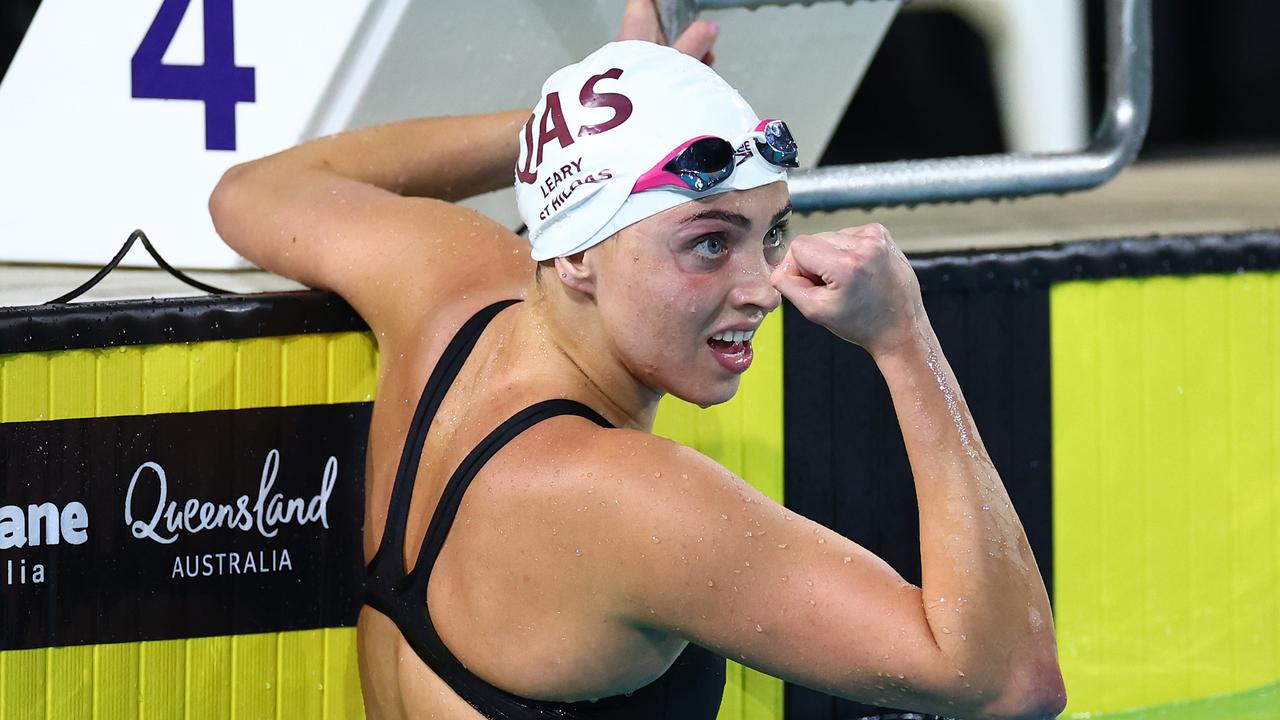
[657,0,1152,212]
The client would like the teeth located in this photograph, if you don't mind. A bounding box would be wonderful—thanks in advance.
[711,329,755,343]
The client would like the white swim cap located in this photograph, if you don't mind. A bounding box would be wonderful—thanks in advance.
[514,41,789,261]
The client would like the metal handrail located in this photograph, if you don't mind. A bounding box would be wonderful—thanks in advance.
[657,0,1152,212]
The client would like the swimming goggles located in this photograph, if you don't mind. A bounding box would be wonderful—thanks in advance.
[632,119,799,194]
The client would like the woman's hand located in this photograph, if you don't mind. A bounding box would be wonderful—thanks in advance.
[617,0,719,65]
[771,223,928,357]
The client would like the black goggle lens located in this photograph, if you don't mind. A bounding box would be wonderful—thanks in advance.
[756,120,799,168]
[664,137,736,192]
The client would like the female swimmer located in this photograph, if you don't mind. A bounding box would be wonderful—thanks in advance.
[210,2,1066,718]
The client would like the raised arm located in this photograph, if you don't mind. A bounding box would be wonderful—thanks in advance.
[208,110,534,340]
[561,224,1064,719]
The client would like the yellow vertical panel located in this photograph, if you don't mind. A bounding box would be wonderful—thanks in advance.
[281,336,328,406]
[1274,273,1280,697]
[185,636,231,720]
[47,350,96,420]
[46,646,94,719]
[189,342,236,413]
[327,333,378,404]
[1,351,49,422]
[97,347,143,417]
[1055,271,1280,715]
[719,661,743,720]
[94,643,141,720]
[236,338,283,409]
[1225,273,1276,691]
[1095,278,1148,711]
[321,628,365,720]
[1052,280,1104,713]
[1,649,47,719]
[276,630,326,719]
[231,634,277,719]
[1137,278,1191,698]
[1182,275,1234,699]
[141,344,191,414]
[139,640,185,719]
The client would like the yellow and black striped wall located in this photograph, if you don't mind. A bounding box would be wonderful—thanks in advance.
[1,229,1277,719]
[782,230,1280,720]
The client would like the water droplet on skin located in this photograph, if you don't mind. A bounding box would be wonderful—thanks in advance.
[654,471,662,478]
[806,580,813,587]
[755,624,764,632]
[777,543,788,549]
[575,548,582,556]
[744,531,753,538]
[942,627,952,634]
[707,580,715,587]
[720,514,729,520]
[843,556,851,563]
[817,538,825,544]
[651,535,661,544]
[958,670,966,677]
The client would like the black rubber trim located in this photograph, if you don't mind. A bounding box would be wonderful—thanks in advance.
[910,228,1280,291]
[0,291,367,355]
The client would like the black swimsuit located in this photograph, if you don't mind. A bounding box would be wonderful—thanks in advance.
[364,299,725,719]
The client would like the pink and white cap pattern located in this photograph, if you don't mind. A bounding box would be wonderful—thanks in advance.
[514,41,788,261]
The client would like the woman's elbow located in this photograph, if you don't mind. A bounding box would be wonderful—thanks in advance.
[980,662,1067,720]
[209,162,254,236]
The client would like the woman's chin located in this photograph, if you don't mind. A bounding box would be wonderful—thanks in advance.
[668,374,741,409]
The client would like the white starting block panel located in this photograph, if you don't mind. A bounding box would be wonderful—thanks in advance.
[0,0,898,270]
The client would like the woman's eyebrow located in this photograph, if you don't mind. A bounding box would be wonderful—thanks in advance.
[679,209,751,229]
[679,203,794,229]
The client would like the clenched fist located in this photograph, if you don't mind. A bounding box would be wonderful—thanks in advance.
[770,224,927,356]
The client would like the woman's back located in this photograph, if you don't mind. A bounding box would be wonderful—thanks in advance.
[355,293,724,718]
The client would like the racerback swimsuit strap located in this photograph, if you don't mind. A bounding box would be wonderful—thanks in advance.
[365,299,724,719]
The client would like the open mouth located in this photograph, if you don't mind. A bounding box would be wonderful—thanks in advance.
[707,329,755,373]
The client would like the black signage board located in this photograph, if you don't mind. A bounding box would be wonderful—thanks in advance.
[0,403,370,650]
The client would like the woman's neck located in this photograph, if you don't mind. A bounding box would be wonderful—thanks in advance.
[510,280,663,432]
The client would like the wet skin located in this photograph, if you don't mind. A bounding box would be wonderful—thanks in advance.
[352,184,798,717]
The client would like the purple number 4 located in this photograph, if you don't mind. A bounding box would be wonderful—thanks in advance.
[131,0,255,151]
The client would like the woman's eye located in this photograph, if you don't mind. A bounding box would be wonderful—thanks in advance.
[763,222,790,265]
[692,235,728,258]
[764,226,783,248]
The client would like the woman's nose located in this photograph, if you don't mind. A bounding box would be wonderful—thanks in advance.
[730,256,782,315]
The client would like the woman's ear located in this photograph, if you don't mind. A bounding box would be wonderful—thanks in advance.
[553,252,596,296]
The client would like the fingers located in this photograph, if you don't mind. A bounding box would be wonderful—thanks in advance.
[617,0,663,43]
[786,234,851,285]
[616,1,719,64]
[673,19,719,61]
[770,247,821,308]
